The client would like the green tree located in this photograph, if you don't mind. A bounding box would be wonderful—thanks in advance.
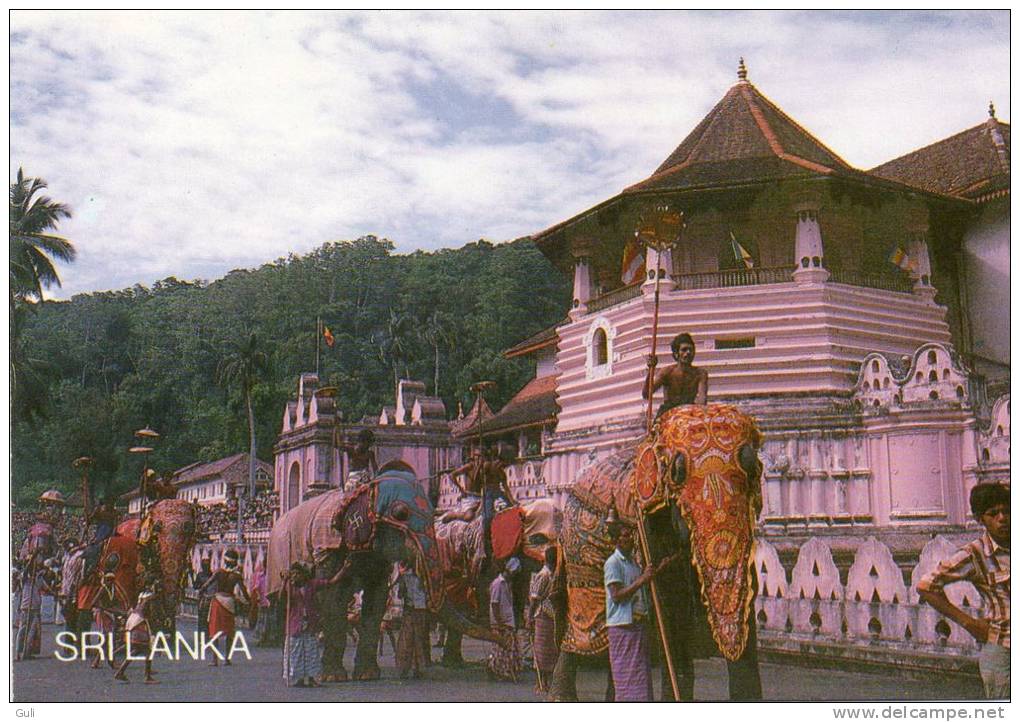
[216,329,270,539]
[420,309,453,396]
[10,168,76,425]
[9,167,75,306]
[10,302,54,424]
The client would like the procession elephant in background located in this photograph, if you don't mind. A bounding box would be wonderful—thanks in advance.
[549,404,764,702]
[266,463,500,682]
[434,497,562,666]
[73,499,200,634]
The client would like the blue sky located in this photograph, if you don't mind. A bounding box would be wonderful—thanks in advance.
[10,10,1009,299]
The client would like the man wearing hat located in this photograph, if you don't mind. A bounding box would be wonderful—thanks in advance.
[197,549,250,666]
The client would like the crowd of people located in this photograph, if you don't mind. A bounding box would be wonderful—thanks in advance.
[196,489,279,537]
[12,510,81,552]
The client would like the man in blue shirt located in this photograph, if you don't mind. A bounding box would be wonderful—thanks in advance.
[604,523,671,701]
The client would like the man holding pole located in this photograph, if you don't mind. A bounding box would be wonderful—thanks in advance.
[603,522,673,701]
[643,332,708,418]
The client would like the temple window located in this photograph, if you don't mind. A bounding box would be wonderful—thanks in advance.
[716,337,756,350]
[585,316,616,380]
[593,328,608,366]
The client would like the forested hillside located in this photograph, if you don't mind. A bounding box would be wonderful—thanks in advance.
[11,236,570,504]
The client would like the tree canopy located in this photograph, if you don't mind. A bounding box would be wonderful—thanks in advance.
[11,235,569,505]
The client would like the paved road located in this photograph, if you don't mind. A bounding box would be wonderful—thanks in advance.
[12,619,983,703]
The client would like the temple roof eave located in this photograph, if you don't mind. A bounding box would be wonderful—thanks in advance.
[532,172,972,266]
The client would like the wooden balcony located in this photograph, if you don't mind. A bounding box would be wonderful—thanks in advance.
[583,265,915,315]
[673,265,793,290]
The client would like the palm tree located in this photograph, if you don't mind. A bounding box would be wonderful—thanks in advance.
[421,310,453,395]
[216,329,270,541]
[10,167,75,306]
[385,308,413,386]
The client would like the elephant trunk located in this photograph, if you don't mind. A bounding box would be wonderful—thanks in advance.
[436,599,502,644]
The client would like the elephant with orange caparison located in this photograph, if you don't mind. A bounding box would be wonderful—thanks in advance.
[266,462,501,682]
[549,404,765,701]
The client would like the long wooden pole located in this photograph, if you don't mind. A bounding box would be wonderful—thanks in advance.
[640,239,682,701]
[645,243,665,432]
[283,530,293,686]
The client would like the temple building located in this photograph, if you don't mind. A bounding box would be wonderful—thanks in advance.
[269,61,1008,674]
[273,373,459,515]
[481,61,1010,672]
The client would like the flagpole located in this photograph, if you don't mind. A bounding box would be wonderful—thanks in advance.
[315,316,321,378]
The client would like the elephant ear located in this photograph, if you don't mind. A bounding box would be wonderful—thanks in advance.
[631,442,669,515]
[337,484,378,551]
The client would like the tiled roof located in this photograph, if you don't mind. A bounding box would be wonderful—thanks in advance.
[121,453,271,499]
[503,323,561,359]
[457,375,559,437]
[532,74,970,246]
[870,117,1010,201]
[625,79,856,194]
[172,453,271,486]
[449,395,494,436]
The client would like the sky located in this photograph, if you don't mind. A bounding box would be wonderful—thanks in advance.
[10,10,1010,299]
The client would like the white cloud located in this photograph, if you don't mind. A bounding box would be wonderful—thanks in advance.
[10,10,1008,298]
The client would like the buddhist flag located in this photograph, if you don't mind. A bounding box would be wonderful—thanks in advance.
[730,232,754,268]
[888,246,913,272]
[621,237,645,285]
[323,325,335,348]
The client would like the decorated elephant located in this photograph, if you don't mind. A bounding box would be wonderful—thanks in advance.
[266,462,500,682]
[71,499,200,634]
[433,497,561,665]
[549,404,764,701]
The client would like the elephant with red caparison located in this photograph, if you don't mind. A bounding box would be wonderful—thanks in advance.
[433,497,561,666]
[266,462,500,682]
[73,499,200,634]
[549,404,764,701]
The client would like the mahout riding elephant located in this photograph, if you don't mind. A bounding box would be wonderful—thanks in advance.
[71,499,200,634]
[266,463,500,682]
[433,497,561,666]
[549,404,764,701]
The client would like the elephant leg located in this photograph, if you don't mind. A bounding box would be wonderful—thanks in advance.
[353,578,386,680]
[442,627,464,667]
[548,650,579,701]
[726,609,762,700]
[646,507,696,701]
[321,582,353,681]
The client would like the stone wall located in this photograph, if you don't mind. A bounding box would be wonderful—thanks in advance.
[755,534,982,675]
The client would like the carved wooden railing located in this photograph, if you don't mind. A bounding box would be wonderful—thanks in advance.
[673,266,793,290]
[586,282,643,313]
[583,265,914,315]
[827,266,914,294]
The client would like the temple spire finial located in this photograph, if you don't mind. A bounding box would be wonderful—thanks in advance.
[737,57,748,81]
[988,100,996,118]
